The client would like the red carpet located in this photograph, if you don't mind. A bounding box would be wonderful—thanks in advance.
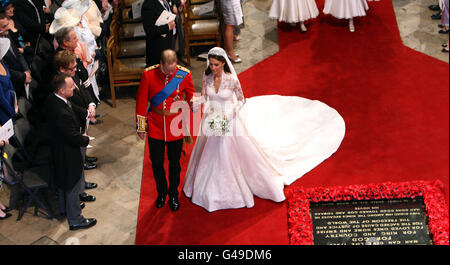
[135,0,449,244]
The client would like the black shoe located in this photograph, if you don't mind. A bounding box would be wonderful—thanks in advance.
[432,13,442,20]
[155,194,166,208]
[443,43,448,47]
[429,5,441,11]
[80,202,86,209]
[69,218,97,231]
[84,162,97,170]
[439,29,449,34]
[80,192,96,202]
[442,48,449,53]
[1,206,11,213]
[0,213,12,220]
[85,156,98,163]
[89,119,103,125]
[85,182,98,190]
[168,196,180,211]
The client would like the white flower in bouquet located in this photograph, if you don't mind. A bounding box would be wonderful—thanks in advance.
[206,114,231,136]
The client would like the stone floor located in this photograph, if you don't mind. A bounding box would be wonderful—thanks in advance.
[0,0,448,245]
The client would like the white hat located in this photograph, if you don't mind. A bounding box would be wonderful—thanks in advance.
[0,37,10,60]
[62,0,91,15]
[49,7,82,35]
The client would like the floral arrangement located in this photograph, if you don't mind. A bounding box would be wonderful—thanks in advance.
[205,114,231,136]
[286,180,449,245]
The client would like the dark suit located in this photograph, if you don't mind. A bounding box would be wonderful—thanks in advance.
[43,93,89,225]
[44,93,89,190]
[55,47,99,105]
[142,0,181,66]
[3,34,32,99]
[11,0,47,48]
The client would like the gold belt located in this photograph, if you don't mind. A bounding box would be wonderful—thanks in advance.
[151,106,178,116]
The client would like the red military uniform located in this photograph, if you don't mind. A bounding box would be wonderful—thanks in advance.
[136,64,195,141]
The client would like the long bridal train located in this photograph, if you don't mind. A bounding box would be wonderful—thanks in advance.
[183,93,346,212]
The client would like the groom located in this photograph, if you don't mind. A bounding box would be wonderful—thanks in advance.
[136,49,195,211]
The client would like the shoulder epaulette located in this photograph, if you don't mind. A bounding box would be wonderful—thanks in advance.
[177,65,191,74]
[145,64,160,72]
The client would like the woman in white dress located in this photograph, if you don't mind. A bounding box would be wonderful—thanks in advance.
[183,47,346,212]
[323,0,369,32]
[269,0,319,32]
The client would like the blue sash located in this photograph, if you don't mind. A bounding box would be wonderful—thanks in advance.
[150,69,188,107]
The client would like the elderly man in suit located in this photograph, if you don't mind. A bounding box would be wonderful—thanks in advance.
[142,0,184,67]
[43,73,97,230]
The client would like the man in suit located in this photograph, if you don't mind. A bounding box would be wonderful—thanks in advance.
[142,0,183,67]
[54,49,99,198]
[11,0,49,48]
[43,73,97,230]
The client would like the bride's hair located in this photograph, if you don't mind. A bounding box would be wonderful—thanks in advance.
[205,54,232,75]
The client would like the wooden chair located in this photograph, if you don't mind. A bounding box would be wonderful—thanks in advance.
[183,0,221,66]
[106,6,145,108]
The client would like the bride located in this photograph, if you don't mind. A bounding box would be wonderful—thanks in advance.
[183,47,346,212]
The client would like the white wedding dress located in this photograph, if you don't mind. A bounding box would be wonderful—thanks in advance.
[183,72,346,212]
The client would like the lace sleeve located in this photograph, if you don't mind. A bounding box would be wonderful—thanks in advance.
[233,78,245,104]
[201,74,208,103]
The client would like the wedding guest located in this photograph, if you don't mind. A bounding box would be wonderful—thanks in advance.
[0,37,17,126]
[439,0,449,34]
[269,0,319,32]
[52,26,102,124]
[219,0,243,63]
[323,0,369,32]
[141,0,182,67]
[61,0,101,103]
[1,2,33,64]
[82,0,103,39]
[11,0,49,48]
[0,13,34,99]
[43,73,96,230]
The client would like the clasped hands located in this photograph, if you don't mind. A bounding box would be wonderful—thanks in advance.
[88,105,96,119]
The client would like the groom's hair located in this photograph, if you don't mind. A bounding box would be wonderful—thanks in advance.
[160,49,178,65]
[205,54,232,76]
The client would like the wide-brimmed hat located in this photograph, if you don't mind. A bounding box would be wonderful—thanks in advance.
[62,0,91,15]
[49,7,82,35]
[0,37,11,60]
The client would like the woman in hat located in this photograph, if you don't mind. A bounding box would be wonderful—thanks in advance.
[323,0,369,32]
[269,0,319,32]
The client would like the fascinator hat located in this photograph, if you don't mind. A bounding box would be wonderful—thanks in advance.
[62,0,91,15]
[0,37,10,60]
[49,7,83,34]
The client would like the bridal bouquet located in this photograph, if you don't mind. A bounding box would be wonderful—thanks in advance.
[205,114,231,136]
